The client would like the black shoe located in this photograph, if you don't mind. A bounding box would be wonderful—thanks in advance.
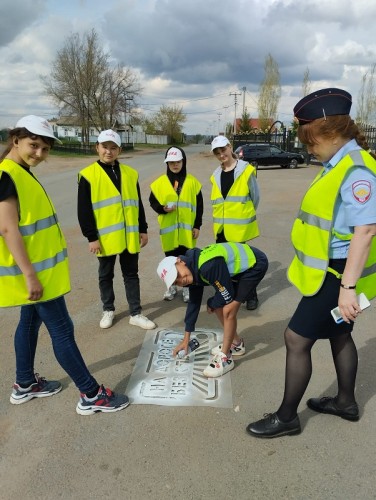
[246,291,259,310]
[246,412,301,438]
[307,397,359,421]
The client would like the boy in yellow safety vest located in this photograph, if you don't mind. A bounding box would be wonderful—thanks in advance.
[78,130,156,331]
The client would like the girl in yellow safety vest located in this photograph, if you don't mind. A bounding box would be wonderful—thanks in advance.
[149,146,203,302]
[247,88,376,438]
[0,116,129,415]
[210,135,261,312]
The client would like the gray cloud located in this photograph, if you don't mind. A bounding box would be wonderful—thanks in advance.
[0,0,375,132]
[0,0,47,46]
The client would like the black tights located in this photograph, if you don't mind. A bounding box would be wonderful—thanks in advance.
[277,327,358,422]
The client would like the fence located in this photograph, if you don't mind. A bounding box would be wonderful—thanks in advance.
[53,143,133,155]
[234,123,376,155]
[358,123,376,151]
[233,129,297,152]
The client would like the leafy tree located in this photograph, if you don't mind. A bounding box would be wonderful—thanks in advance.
[258,53,281,131]
[356,63,376,125]
[41,29,141,144]
[0,128,9,142]
[238,108,252,133]
[225,122,233,137]
[152,105,186,143]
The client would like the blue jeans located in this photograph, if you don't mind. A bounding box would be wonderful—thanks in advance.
[15,296,98,394]
[98,249,141,316]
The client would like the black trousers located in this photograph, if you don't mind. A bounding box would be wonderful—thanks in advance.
[98,249,141,316]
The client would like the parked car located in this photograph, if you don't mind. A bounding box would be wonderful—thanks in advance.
[235,143,305,169]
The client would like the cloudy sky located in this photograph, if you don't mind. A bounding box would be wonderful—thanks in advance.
[0,0,375,134]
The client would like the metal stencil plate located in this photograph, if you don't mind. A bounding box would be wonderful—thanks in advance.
[126,329,233,408]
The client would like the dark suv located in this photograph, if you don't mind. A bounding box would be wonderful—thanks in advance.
[235,143,305,169]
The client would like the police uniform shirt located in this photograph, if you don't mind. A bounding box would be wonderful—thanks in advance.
[322,139,376,258]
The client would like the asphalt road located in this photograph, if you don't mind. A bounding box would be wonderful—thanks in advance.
[0,145,375,499]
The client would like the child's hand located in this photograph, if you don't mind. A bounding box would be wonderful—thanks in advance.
[192,228,200,239]
[26,274,43,301]
[173,339,189,357]
[89,241,101,254]
[163,205,176,212]
[140,233,148,247]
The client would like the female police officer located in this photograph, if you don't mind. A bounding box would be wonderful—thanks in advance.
[247,88,376,438]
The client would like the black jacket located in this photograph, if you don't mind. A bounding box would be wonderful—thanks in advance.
[77,160,148,242]
[181,248,236,333]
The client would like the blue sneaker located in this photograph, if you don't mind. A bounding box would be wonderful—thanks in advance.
[10,373,62,405]
[76,385,130,415]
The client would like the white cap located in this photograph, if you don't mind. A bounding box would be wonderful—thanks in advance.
[16,115,62,144]
[97,129,121,147]
[211,135,230,151]
[164,147,183,163]
[157,256,178,289]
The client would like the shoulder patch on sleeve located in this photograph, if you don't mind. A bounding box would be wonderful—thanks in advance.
[352,180,371,203]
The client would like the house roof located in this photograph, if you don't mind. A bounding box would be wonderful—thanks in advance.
[235,118,275,130]
[54,116,82,126]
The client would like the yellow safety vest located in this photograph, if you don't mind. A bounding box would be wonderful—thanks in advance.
[0,159,70,307]
[288,149,376,298]
[150,174,202,252]
[198,242,256,283]
[79,162,140,256]
[210,162,259,242]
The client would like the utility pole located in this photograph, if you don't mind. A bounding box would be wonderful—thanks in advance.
[229,91,242,135]
[242,86,246,115]
[123,96,134,144]
[217,112,222,134]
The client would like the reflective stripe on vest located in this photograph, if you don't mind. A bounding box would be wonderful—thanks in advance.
[288,149,376,297]
[79,162,140,255]
[198,242,256,283]
[0,160,70,307]
[210,162,259,242]
[150,174,202,252]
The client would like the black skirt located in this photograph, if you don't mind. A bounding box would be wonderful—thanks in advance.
[288,259,354,339]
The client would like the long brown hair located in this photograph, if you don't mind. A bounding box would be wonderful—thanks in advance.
[298,115,376,160]
[0,128,56,162]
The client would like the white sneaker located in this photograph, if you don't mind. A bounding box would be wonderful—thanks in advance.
[100,310,115,329]
[163,285,177,301]
[182,287,189,303]
[203,352,234,378]
[129,314,156,330]
[211,338,245,357]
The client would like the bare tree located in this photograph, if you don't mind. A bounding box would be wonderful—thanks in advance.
[257,53,281,131]
[41,29,142,144]
[152,105,186,143]
[356,64,376,125]
[302,67,312,97]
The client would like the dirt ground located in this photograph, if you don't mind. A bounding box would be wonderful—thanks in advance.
[0,147,375,500]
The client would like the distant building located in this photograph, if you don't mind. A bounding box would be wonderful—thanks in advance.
[49,116,99,143]
[235,118,275,132]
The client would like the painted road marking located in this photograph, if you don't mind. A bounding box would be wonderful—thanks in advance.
[126,329,233,408]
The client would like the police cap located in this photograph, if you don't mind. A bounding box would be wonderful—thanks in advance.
[293,88,352,125]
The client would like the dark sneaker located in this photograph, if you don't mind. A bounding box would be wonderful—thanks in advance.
[246,290,259,310]
[246,297,259,310]
[307,396,359,421]
[76,385,130,415]
[10,373,62,405]
[246,412,301,438]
